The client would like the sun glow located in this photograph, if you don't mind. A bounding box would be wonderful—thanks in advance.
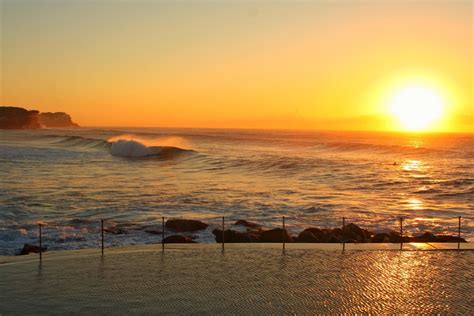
[388,84,445,131]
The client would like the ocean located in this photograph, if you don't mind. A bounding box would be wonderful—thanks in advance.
[0,128,473,254]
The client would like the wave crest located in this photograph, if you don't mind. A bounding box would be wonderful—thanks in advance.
[109,139,194,158]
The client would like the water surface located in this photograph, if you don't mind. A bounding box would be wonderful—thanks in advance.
[1,128,473,254]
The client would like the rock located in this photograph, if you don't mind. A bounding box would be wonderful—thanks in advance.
[411,232,467,243]
[371,233,390,243]
[19,243,46,255]
[413,232,438,242]
[388,231,402,243]
[260,228,293,243]
[435,235,466,243]
[0,106,40,129]
[234,220,261,229]
[212,229,261,243]
[342,223,370,242]
[331,228,343,236]
[296,228,324,242]
[165,219,208,232]
[325,234,342,243]
[162,235,196,243]
[295,230,318,243]
[38,112,79,128]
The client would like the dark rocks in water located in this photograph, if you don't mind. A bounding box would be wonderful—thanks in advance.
[412,232,437,242]
[325,234,342,243]
[234,220,261,229]
[342,223,371,242]
[435,235,466,243]
[165,219,208,232]
[412,232,466,243]
[260,228,293,243]
[296,228,324,242]
[296,230,318,243]
[162,235,196,243]
[19,243,46,255]
[388,231,404,243]
[371,233,390,243]
[0,106,40,129]
[38,112,79,128]
[213,229,261,243]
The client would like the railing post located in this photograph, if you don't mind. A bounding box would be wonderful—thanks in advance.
[101,219,104,255]
[342,217,346,252]
[399,217,403,250]
[39,223,42,262]
[162,216,165,253]
[222,216,225,253]
[458,216,461,250]
[282,216,286,252]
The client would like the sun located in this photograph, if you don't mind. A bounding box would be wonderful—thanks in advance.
[388,84,445,131]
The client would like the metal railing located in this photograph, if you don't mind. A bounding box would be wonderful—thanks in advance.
[31,214,470,262]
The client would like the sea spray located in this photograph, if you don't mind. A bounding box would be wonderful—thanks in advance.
[110,139,154,157]
[109,137,195,158]
[108,134,192,149]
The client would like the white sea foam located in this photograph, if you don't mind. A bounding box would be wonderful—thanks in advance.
[109,138,193,158]
[110,139,155,157]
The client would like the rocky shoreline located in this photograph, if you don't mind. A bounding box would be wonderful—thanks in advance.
[0,106,78,129]
[212,219,466,244]
[101,218,468,244]
[17,218,467,255]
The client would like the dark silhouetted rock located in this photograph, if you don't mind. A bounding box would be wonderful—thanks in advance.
[0,106,40,129]
[325,234,342,243]
[296,227,324,242]
[371,233,390,243]
[234,220,261,229]
[435,235,466,243]
[411,232,466,243]
[321,228,343,242]
[19,243,46,255]
[388,231,402,243]
[212,229,261,243]
[260,228,293,243]
[342,223,370,242]
[165,219,208,232]
[38,112,79,128]
[413,232,438,242]
[162,235,196,243]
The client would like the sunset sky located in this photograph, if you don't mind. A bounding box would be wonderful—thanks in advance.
[1,0,472,132]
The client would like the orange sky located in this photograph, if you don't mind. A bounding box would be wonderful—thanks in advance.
[1,0,472,132]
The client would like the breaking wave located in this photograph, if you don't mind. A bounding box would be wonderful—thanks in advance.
[35,134,195,158]
[109,139,194,158]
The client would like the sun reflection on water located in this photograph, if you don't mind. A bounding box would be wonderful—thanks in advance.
[407,198,423,210]
[401,159,423,172]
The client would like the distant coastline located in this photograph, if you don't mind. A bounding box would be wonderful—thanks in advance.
[0,106,79,129]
